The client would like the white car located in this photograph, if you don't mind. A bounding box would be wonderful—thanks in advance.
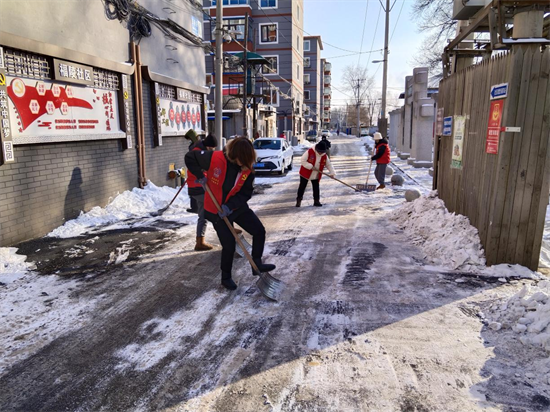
[321,129,331,138]
[253,138,294,174]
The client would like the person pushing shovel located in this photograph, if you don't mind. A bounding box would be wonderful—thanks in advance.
[371,132,390,190]
[185,137,276,291]
[296,140,336,207]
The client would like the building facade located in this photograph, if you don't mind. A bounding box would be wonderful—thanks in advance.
[0,0,208,246]
[203,0,305,139]
[319,58,332,129]
[303,35,323,132]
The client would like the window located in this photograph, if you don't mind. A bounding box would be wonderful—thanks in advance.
[304,57,311,68]
[260,23,278,44]
[253,139,281,150]
[304,90,310,100]
[213,19,245,40]
[304,40,310,52]
[259,0,277,8]
[297,4,300,19]
[261,87,279,106]
[296,64,300,80]
[212,0,249,5]
[304,73,311,85]
[261,55,278,75]
[297,35,300,51]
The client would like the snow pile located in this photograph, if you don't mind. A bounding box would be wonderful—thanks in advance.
[390,192,486,270]
[48,181,191,238]
[0,247,35,284]
[540,202,550,268]
[486,280,550,353]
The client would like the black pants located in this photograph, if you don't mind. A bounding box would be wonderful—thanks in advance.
[296,176,320,201]
[211,208,266,274]
[374,163,387,185]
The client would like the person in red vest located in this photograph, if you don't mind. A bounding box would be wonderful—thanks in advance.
[371,132,391,189]
[296,140,336,207]
[185,137,275,291]
[187,133,218,251]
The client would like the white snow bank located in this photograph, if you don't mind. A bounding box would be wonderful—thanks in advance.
[0,247,35,284]
[389,192,486,270]
[540,201,550,268]
[486,280,550,354]
[0,250,98,374]
[48,181,192,239]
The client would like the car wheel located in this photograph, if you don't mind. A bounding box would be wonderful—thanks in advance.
[287,159,293,170]
[278,161,285,175]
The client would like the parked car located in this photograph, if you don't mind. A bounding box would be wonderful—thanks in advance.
[253,138,294,174]
[306,130,318,142]
[321,129,330,138]
[360,128,369,137]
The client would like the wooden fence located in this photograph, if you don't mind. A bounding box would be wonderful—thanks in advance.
[435,45,550,270]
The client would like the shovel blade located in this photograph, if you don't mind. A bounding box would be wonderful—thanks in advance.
[256,272,284,301]
[235,234,252,258]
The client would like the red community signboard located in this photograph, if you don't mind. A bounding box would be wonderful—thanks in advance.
[486,99,504,154]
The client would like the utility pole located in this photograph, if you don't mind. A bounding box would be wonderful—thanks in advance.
[354,78,364,137]
[215,0,223,149]
[379,0,390,138]
[242,13,249,138]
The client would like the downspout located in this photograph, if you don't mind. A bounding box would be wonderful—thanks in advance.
[132,42,147,188]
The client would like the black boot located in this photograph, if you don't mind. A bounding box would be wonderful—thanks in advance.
[296,198,302,207]
[252,258,276,276]
[221,271,237,290]
[313,200,323,207]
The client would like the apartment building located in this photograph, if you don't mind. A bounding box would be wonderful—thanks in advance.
[204,0,305,139]
[319,58,332,129]
[303,35,323,132]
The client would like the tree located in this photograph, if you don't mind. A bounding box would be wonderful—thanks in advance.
[412,0,456,80]
[341,65,374,135]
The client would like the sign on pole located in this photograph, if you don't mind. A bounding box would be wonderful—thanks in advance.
[443,116,453,136]
[451,115,466,169]
[486,99,504,154]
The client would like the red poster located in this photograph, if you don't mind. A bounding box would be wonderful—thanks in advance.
[486,99,504,154]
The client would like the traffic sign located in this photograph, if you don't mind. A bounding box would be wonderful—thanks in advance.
[490,83,508,100]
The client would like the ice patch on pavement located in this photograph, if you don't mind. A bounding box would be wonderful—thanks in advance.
[0,252,98,374]
[114,290,222,371]
[47,181,193,239]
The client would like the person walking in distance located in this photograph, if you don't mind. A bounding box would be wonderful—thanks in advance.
[185,137,276,291]
[371,132,390,189]
[187,133,218,251]
[296,140,336,207]
[321,134,332,158]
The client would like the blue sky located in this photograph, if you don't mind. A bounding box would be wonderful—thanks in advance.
[304,0,425,110]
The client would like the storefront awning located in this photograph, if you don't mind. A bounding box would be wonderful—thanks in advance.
[232,51,270,66]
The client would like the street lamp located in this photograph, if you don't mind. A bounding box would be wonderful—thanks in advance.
[372,60,387,64]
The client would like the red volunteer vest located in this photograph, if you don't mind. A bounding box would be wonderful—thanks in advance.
[299,148,327,180]
[375,143,391,164]
[204,151,251,214]
[187,146,206,188]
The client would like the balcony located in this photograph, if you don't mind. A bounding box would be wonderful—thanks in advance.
[324,62,331,74]
[324,75,331,85]
[212,0,250,5]
[324,87,331,95]
[323,99,331,106]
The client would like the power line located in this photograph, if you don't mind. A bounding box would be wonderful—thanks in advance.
[357,0,369,66]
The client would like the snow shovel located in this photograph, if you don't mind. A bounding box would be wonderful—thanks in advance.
[312,168,360,192]
[151,179,187,217]
[356,159,376,192]
[204,182,283,301]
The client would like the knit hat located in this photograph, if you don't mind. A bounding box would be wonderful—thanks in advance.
[373,132,383,141]
[315,140,327,153]
[202,134,218,148]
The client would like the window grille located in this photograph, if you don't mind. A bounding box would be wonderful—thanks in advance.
[3,48,51,80]
[93,69,119,90]
[158,83,176,100]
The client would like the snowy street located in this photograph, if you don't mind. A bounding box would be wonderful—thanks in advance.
[1,134,549,411]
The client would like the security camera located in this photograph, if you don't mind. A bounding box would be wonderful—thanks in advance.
[223,33,232,42]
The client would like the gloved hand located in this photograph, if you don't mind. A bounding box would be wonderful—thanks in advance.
[196,176,208,186]
[304,163,313,170]
[329,173,336,178]
[218,204,233,219]
[371,156,376,161]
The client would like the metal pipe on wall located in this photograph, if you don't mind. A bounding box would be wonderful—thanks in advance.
[131,42,146,188]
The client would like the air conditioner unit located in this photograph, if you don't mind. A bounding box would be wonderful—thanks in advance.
[453,0,487,20]
[302,104,307,112]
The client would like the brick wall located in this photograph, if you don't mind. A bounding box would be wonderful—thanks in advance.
[0,85,139,247]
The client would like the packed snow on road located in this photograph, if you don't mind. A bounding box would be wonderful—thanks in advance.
[0,134,549,411]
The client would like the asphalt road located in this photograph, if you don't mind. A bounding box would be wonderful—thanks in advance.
[1,135,547,412]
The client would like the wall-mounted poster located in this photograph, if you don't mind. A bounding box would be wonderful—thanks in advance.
[5,76,123,144]
[451,115,466,169]
[157,99,202,137]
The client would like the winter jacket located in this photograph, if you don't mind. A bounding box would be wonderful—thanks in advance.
[187,140,207,196]
[299,148,336,181]
[321,137,331,149]
[371,138,390,164]
[185,149,254,222]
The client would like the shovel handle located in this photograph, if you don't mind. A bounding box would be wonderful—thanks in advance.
[313,168,359,192]
[203,182,260,273]
[166,179,187,208]
[365,158,373,187]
